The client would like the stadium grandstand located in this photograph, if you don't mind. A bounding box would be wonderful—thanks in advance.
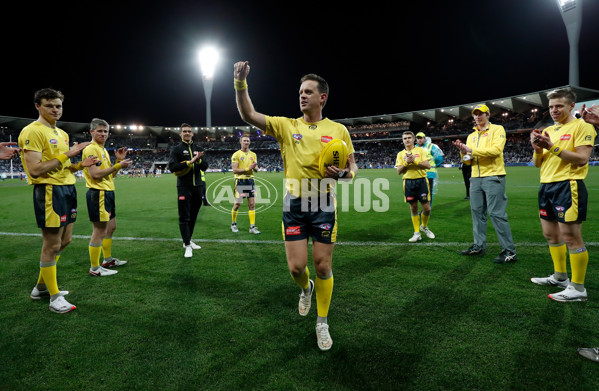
[2,85,598,178]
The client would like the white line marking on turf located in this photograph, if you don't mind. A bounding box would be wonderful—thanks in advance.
[1,231,597,247]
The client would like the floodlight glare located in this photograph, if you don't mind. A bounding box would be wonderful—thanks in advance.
[198,45,219,127]
[198,47,219,79]
[555,0,582,86]
[558,0,577,12]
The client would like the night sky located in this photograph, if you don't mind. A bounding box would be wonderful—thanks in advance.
[4,0,599,127]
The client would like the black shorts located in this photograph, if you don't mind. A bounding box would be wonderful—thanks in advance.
[86,189,116,222]
[33,184,77,228]
[282,193,337,243]
[538,180,587,223]
[235,178,255,199]
[403,177,430,203]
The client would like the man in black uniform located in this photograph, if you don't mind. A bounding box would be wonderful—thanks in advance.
[168,123,208,258]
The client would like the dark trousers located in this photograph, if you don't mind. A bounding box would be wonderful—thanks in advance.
[177,186,202,245]
[461,164,472,197]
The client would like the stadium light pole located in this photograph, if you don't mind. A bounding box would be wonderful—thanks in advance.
[555,0,583,86]
[198,47,219,127]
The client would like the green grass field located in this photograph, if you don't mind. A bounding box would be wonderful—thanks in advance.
[1,167,598,390]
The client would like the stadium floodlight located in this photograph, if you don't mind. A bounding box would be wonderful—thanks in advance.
[555,0,582,86]
[198,46,219,127]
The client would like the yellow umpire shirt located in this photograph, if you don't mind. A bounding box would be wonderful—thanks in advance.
[231,149,257,179]
[82,141,116,191]
[538,118,596,183]
[18,121,75,185]
[264,116,354,197]
[395,147,428,180]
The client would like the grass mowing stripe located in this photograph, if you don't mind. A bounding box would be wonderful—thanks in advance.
[2,231,598,247]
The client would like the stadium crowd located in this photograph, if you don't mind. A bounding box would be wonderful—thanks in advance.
[1,108,598,177]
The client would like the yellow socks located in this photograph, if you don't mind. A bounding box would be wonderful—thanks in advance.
[570,247,589,285]
[411,215,420,232]
[315,272,334,319]
[421,213,430,228]
[291,266,310,291]
[37,252,61,286]
[102,237,113,261]
[39,262,59,296]
[231,209,238,224]
[549,243,568,275]
[89,243,102,268]
[249,210,256,226]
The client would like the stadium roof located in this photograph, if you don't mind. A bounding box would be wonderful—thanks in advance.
[1,85,598,136]
[335,85,599,127]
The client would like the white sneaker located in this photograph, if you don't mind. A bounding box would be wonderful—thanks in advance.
[409,232,422,243]
[102,258,127,268]
[231,223,239,233]
[420,225,435,239]
[316,323,333,351]
[30,286,69,300]
[89,266,118,276]
[184,245,193,258]
[548,285,587,302]
[577,347,599,362]
[249,226,261,235]
[298,279,314,316]
[182,241,201,250]
[530,275,570,289]
[49,296,76,313]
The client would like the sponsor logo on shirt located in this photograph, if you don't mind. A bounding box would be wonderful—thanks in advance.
[560,134,571,141]
[50,139,58,144]
[321,136,332,143]
[293,134,303,140]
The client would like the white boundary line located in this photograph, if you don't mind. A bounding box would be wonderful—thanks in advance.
[1,231,596,247]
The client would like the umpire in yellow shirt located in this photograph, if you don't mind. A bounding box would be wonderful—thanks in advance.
[530,88,596,302]
[453,104,517,263]
[234,60,357,351]
[82,118,132,277]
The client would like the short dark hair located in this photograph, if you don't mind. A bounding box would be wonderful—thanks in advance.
[34,88,64,105]
[301,73,329,107]
[180,123,192,128]
[547,88,577,104]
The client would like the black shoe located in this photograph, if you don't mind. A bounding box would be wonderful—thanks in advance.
[460,245,485,256]
[493,250,518,263]
[464,196,470,200]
